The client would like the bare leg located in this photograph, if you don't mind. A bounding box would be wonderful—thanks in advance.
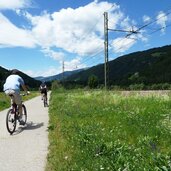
[18,104,23,115]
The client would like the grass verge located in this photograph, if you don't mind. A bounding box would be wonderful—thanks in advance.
[46,89,171,171]
[0,91,40,111]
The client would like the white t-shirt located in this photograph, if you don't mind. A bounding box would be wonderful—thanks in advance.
[3,74,24,93]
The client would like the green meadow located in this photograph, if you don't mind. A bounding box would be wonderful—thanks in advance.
[47,89,171,171]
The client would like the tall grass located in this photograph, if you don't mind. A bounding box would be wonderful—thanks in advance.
[0,92,10,110]
[47,89,171,171]
[0,91,40,111]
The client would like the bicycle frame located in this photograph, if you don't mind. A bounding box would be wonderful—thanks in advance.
[11,103,18,114]
[6,94,27,134]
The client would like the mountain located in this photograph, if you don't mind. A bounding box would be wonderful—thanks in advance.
[0,67,41,91]
[66,45,171,87]
[35,69,84,82]
[34,76,44,81]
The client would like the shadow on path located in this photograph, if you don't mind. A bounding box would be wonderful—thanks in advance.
[14,122,44,135]
[23,121,44,130]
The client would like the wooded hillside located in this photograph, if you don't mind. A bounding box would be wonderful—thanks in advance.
[66,45,171,87]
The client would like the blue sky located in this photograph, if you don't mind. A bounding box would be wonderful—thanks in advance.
[0,0,171,77]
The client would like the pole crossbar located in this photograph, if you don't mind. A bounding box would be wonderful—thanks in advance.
[108,28,140,34]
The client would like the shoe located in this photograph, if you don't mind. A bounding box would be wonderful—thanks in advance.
[19,120,25,125]
[17,114,24,124]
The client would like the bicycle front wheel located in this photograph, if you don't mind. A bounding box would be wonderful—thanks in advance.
[6,109,17,134]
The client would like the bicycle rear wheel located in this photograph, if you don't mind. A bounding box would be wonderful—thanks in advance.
[6,109,17,134]
[43,95,48,107]
[21,104,27,125]
[43,98,47,107]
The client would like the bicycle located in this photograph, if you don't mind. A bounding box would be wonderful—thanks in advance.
[42,93,48,107]
[6,94,27,135]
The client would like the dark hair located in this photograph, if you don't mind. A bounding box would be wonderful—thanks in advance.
[11,69,19,74]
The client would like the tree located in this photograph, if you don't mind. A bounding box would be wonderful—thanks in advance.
[88,75,98,88]
[51,80,61,90]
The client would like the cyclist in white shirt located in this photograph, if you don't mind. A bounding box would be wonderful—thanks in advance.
[3,69,29,123]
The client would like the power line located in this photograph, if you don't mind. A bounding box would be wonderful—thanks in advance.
[68,6,171,84]
[85,55,104,67]
[65,3,117,71]
[101,8,171,87]
[126,9,171,38]
[107,22,171,62]
[149,24,171,34]
[81,49,104,65]
[107,8,171,54]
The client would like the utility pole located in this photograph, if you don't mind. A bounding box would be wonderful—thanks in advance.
[104,12,139,90]
[104,12,109,90]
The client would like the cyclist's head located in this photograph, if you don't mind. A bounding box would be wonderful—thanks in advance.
[11,69,19,75]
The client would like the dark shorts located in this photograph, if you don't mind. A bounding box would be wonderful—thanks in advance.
[41,89,47,96]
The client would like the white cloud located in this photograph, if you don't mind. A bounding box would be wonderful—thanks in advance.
[0,0,138,59]
[24,11,56,47]
[24,66,60,77]
[156,11,168,33]
[50,1,122,56]
[64,57,86,71]
[23,1,125,56]
[0,13,36,48]
[41,47,65,61]
[24,58,86,77]
[119,16,136,31]
[0,0,32,10]
[143,15,151,23]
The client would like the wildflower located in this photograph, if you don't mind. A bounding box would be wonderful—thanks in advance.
[100,166,104,170]
[64,156,68,160]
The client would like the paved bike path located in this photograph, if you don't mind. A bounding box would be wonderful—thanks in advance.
[0,93,50,171]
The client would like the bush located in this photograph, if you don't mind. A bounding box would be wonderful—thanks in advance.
[161,83,171,90]
[110,85,121,90]
[51,80,62,90]
[129,83,145,90]
[150,83,171,90]
[88,75,98,89]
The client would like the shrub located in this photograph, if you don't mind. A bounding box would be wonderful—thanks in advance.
[129,83,145,90]
[51,80,62,90]
[88,75,98,89]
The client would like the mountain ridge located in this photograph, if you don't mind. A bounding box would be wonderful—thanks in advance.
[35,68,84,82]
[1,44,171,90]
[66,44,171,87]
